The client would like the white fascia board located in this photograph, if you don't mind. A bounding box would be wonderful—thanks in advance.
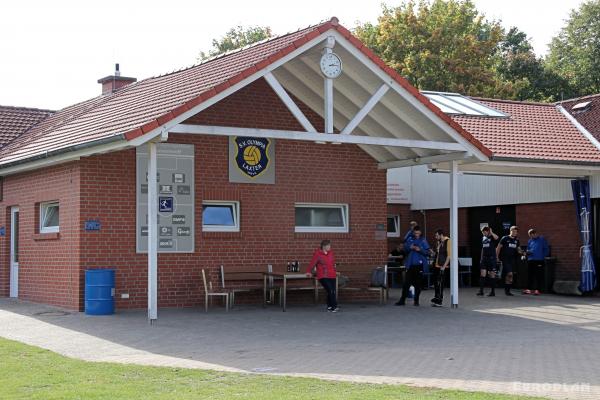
[170,124,465,151]
[557,105,600,151]
[328,30,490,162]
[439,160,600,178]
[0,139,131,176]
[2,31,334,175]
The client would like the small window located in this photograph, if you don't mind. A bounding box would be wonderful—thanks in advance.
[387,215,400,237]
[202,201,239,232]
[40,201,59,233]
[295,203,349,233]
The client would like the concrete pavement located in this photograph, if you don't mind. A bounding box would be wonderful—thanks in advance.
[1,288,599,399]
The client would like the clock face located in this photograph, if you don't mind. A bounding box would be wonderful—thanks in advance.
[320,52,342,79]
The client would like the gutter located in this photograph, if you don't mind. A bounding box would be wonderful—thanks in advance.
[490,155,600,167]
[0,134,126,171]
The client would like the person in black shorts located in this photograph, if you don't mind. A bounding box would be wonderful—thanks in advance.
[496,226,525,296]
[478,226,499,296]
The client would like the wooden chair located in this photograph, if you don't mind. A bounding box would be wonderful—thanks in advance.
[201,269,230,312]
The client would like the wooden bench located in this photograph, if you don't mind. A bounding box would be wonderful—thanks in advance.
[220,265,269,307]
[336,265,389,305]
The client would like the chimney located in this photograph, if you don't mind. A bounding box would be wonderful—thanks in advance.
[97,63,137,95]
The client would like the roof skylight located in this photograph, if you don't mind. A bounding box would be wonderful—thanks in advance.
[421,91,506,117]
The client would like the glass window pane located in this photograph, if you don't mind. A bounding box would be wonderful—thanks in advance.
[295,207,344,227]
[203,205,235,226]
[44,205,59,227]
[387,217,397,233]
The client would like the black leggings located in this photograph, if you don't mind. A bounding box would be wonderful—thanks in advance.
[527,260,545,291]
[401,266,423,303]
[320,278,337,308]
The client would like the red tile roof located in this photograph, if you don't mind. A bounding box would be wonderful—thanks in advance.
[0,106,54,149]
[452,98,600,163]
[0,17,492,168]
[559,93,600,141]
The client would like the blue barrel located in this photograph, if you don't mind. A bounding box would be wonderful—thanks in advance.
[85,269,115,315]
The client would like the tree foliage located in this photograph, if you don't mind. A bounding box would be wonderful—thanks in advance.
[355,0,514,98]
[199,25,272,61]
[547,0,600,96]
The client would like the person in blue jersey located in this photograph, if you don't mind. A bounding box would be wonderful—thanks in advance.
[496,226,525,296]
[403,221,418,242]
[477,226,499,297]
[523,229,550,295]
[395,225,430,306]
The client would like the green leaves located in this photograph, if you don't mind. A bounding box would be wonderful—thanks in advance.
[198,26,272,61]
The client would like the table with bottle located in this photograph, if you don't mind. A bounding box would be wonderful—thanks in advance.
[263,261,329,312]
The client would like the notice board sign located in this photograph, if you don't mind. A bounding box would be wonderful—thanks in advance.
[136,143,195,253]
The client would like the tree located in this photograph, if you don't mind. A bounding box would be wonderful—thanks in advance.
[497,27,575,101]
[355,0,515,98]
[198,25,273,61]
[547,0,600,96]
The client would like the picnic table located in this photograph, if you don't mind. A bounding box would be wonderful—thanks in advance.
[263,272,338,312]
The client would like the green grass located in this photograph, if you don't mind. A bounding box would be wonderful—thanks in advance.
[0,337,543,400]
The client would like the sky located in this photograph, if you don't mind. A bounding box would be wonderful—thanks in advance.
[0,0,586,110]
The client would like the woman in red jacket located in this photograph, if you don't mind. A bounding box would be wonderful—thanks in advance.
[306,239,338,312]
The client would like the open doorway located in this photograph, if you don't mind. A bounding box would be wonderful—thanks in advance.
[467,205,516,284]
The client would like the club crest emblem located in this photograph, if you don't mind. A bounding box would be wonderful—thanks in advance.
[235,137,270,178]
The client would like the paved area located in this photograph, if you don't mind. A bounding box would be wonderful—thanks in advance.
[1,288,600,400]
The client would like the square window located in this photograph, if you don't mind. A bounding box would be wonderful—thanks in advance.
[387,215,400,237]
[40,201,59,233]
[202,201,239,232]
[294,203,349,233]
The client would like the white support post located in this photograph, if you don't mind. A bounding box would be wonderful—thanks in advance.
[147,141,158,322]
[264,72,317,133]
[324,76,333,134]
[340,84,389,135]
[449,160,459,308]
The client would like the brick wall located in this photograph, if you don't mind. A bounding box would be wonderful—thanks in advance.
[516,201,580,281]
[0,163,81,309]
[77,78,387,309]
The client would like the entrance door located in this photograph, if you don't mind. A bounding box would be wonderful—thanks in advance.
[10,207,19,298]
[467,205,516,282]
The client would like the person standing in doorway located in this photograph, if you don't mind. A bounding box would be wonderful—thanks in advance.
[431,229,451,306]
[396,226,430,306]
[478,226,499,296]
[306,239,338,312]
[524,229,550,295]
[496,226,525,296]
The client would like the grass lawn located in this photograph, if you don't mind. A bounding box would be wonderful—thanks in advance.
[0,337,544,400]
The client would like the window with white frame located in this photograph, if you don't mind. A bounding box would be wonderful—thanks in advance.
[295,203,349,233]
[40,201,60,233]
[202,201,240,232]
[387,215,400,237]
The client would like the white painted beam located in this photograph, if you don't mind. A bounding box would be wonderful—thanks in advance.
[147,142,158,322]
[170,124,466,151]
[264,72,317,132]
[341,84,389,135]
[449,160,459,308]
[378,152,470,169]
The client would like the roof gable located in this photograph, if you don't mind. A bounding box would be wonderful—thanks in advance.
[0,105,54,148]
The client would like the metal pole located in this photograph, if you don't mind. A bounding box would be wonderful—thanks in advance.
[449,160,459,308]
[147,142,158,321]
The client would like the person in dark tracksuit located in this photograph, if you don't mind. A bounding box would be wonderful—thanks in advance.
[496,226,525,296]
[524,229,550,295]
[306,239,338,312]
[477,226,499,296]
[431,229,451,306]
[403,220,418,242]
[395,226,430,306]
